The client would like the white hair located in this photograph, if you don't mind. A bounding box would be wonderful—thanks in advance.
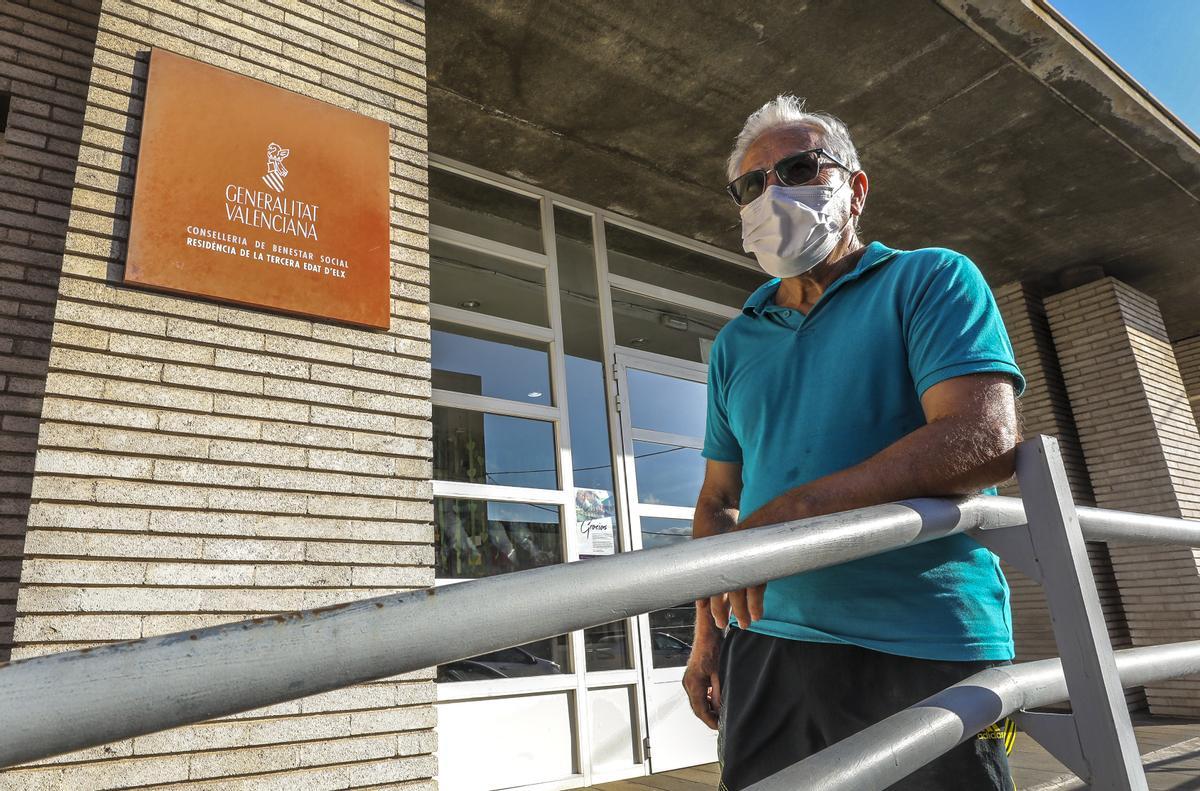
[726,95,862,182]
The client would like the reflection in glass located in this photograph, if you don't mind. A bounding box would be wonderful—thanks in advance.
[436,498,562,579]
[584,621,633,671]
[632,441,705,507]
[639,517,696,668]
[627,369,706,438]
[438,634,571,682]
[639,515,694,550]
[432,322,552,405]
[612,288,728,364]
[431,240,549,327]
[649,610,695,668]
[430,167,544,252]
[605,222,764,309]
[433,407,558,490]
[567,357,616,494]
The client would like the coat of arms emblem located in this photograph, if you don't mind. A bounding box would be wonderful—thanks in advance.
[262,142,290,192]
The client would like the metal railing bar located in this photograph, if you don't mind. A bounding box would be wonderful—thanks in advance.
[0,491,1195,770]
[0,497,997,768]
[965,496,1200,547]
[747,640,1200,791]
[1076,504,1200,545]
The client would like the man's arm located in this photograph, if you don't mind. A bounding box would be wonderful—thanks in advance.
[711,372,1019,630]
[681,459,742,729]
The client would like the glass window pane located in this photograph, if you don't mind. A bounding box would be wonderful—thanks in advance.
[433,408,558,490]
[612,288,727,364]
[605,222,764,309]
[639,517,696,669]
[649,607,695,669]
[432,240,549,327]
[436,498,563,579]
[627,369,706,439]
[432,322,552,405]
[633,440,705,507]
[430,167,544,253]
[584,621,633,671]
[555,206,625,554]
[567,356,616,494]
[556,206,605,363]
[439,634,571,682]
[639,515,694,551]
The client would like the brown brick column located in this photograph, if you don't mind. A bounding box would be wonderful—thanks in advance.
[1046,277,1200,717]
[1175,335,1200,428]
[994,283,1131,676]
[2,0,435,786]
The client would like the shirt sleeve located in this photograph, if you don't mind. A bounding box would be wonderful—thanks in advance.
[904,254,1026,399]
[702,335,743,463]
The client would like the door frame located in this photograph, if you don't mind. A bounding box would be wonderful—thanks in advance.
[610,349,715,773]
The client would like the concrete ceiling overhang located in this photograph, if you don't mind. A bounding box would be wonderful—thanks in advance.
[428,0,1200,339]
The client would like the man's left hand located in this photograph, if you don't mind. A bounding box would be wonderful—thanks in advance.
[708,495,809,629]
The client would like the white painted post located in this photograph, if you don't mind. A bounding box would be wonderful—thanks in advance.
[1016,435,1146,790]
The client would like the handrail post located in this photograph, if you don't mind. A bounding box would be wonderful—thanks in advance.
[1016,435,1146,789]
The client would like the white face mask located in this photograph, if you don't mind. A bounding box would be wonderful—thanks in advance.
[739,181,851,279]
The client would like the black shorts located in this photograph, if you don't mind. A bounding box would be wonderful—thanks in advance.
[717,628,1014,791]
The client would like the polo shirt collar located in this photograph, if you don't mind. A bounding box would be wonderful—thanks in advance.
[741,241,901,317]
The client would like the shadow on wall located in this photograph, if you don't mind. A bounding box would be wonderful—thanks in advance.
[105,50,148,284]
[0,0,103,662]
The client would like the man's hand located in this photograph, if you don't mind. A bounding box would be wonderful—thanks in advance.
[682,622,723,729]
[707,492,811,628]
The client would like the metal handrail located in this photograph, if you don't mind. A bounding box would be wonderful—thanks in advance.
[0,456,1198,776]
[0,496,1006,767]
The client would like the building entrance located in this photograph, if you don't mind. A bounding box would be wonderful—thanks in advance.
[428,157,762,790]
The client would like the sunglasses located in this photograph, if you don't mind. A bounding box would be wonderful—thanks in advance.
[726,148,852,206]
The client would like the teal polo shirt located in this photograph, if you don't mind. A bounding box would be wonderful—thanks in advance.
[703,241,1025,661]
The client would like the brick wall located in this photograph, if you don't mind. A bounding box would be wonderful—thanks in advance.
[2,0,436,787]
[994,283,1131,656]
[1046,278,1200,717]
[0,0,101,663]
[1176,335,1200,427]
[995,282,1138,707]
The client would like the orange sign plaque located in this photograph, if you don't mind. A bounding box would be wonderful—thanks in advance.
[125,49,391,329]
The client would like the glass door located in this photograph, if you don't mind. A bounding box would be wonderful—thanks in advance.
[613,350,717,773]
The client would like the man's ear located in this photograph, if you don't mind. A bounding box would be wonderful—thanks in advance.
[850,170,869,219]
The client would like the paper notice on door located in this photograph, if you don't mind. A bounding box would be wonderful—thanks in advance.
[576,487,616,558]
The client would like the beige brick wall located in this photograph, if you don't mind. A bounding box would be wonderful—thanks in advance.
[2,0,435,787]
[995,282,1138,708]
[994,284,1131,656]
[1046,277,1200,717]
[0,0,101,662]
[1176,335,1200,428]
[992,283,1063,663]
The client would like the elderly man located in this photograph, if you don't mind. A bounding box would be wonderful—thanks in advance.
[681,95,1024,790]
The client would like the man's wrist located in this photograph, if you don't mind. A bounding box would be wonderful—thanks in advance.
[742,487,818,530]
[692,626,723,648]
[693,601,723,643]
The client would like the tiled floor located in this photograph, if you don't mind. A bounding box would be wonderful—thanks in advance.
[585,717,1200,790]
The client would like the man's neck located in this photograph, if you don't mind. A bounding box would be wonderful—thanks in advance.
[775,232,866,313]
